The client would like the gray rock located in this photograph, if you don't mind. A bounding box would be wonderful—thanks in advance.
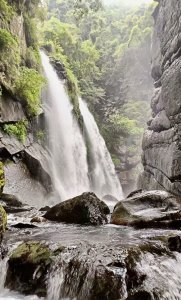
[150,110,171,132]
[44,192,110,225]
[140,0,181,195]
[111,190,181,228]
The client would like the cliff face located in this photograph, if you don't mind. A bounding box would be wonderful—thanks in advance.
[0,1,51,206]
[139,0,181,196]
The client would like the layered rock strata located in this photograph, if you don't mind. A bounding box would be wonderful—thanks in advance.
[139,0,181,196]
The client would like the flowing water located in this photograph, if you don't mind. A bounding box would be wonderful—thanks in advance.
[1,53,181,299]
[1,211,181,299]
[79,99,122,198]
[40,51,122,202]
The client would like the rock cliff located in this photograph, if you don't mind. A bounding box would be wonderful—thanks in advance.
[0,1,51,206]
[139,0,181,196]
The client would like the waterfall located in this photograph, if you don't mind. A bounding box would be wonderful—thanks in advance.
[79,99,123,198]
[40,51,123,201]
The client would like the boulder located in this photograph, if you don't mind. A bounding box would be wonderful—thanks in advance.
[5,242,51,297]
[0,193,23,207]
[44,192,110,225]
[168,235,181,252]
[111,190,181,229]
[0,194,32,214]
[31,216,47,223]
[39,205,50,212]
[11,223,37,229]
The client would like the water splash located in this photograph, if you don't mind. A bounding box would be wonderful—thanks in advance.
[138,252,181,299]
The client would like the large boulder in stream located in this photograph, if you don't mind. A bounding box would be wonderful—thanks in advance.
[44,192,110,225]
[5,242,52,297]
[111,190,181,229]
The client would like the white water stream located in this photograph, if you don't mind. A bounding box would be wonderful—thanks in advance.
[40,51,123,201]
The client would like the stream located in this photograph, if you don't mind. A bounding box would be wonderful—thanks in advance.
[1,209,181,299]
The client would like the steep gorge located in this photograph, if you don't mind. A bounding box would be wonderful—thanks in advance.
[1,1,181,300]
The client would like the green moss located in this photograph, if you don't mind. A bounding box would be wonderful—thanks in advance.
[66,69,81,120]
[10,242,51,265]
[0,162,5,194]
[111,155,121,167]
[0,29,17,51]
[4,120,28,143]
[14,67,46,116]
[24,14,38,48]
[36,130,45,140]
[0,205,7,233]
[0,29,20,87]
[0,0,14,22]
[25,47,41,71]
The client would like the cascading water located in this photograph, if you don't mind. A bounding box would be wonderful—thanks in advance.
[41,51,90,201]
[40,51,123,201]
[79,99,122,198]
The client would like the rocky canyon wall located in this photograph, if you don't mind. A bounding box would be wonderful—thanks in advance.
[139,0,181,196]
[0,1,51,206]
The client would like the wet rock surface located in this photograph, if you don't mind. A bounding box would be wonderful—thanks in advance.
[1,204,181,300]
[0,206,7,243]
[5,241,51,297]
[44,192,110,225]
[139,0,181,196]
[111,190,181,229]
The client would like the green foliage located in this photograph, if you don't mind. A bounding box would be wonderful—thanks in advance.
[0,205,7,234]
[41,0,155,105]
[0,0,14,22]
[0,29,20,86]
[111,155,121,167]
[36,130,45,140]
[14,67,45,116]
[24,14,38,48]
[25,46,41,70]
[4,120,28,143]
[0,29,17,51]
[109,114,144,136]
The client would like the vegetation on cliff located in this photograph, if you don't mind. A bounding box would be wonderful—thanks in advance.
[0,0,45,117]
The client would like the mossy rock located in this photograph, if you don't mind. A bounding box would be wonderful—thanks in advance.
[10,241,51,264]
[6,242,52,297]
[0,205,7,242]
[0,162,5,195]
[111,202,139,225]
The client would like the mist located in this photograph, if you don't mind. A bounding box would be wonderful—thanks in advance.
[103,0,153,7]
